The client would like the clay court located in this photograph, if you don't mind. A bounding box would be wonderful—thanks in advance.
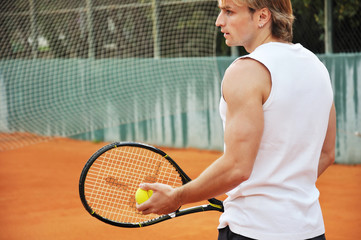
[0,138,360,240]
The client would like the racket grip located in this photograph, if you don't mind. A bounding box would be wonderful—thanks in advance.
[208,198,224,212]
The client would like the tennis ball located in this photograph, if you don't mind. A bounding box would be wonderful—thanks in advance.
[135,188,153,204]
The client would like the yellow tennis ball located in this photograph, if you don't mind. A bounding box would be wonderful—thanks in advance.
[135,188,153,204]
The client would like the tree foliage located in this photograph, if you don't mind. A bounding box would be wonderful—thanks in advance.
[1,0,360,58]
[291,0,360,53]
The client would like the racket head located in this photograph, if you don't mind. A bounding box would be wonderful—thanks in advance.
[79,142,190,228]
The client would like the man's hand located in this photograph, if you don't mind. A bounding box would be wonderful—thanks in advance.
[136,183,182,215]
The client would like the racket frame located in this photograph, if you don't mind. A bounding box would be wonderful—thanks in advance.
[79,142,223,228]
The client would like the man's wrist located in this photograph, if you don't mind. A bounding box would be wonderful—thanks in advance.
[174,185,185,207]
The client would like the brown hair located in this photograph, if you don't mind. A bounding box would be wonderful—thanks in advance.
[222,0,295,42]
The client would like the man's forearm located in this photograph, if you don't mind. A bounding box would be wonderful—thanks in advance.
[177,153,251,206]
[318,104,336,178]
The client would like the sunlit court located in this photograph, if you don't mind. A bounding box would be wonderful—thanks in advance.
[0,0,360,239]
[0,138,360,239]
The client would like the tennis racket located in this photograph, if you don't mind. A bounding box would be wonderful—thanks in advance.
[79,142,223,228]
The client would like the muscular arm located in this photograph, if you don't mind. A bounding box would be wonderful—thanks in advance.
[137,59,271,214]
[318,103,336,177]
[178,59,270,200]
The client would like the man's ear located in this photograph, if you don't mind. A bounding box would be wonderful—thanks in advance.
[257,8,272,28]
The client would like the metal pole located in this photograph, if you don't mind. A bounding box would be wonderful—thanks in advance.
[324,0,333,53]
[29,0,38,58]
[152,0,160,59]
[85,0,95,58]
[231,46,239,57]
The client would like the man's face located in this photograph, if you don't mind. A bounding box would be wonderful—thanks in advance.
[216,0,258,48]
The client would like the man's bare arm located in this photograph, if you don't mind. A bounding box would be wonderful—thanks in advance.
[318,103,336,177]
[137,59,271,215]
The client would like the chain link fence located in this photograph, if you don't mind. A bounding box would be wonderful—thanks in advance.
[216,0,361,55]
[292,0,361,54]
[0,0,218,59]
[1,1,359,57]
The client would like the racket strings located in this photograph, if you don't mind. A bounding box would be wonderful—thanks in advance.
[84,146,183,224]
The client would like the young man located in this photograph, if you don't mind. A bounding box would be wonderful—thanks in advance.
[137,0,336,239]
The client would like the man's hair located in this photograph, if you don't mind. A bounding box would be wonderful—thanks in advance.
[224,0,295,42]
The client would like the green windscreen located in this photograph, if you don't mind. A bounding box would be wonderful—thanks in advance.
[0,0,221,150]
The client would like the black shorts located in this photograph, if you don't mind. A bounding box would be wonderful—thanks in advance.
[218,226,326,240]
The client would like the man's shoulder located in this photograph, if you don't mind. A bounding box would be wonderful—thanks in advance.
[225,57,270,81]
[222,58,271,103]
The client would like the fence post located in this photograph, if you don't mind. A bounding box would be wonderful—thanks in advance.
[152,0,161,59]
[325,0,333,53]
[231,47,239,57]
[29,0,38,58]
[85,0,95,59]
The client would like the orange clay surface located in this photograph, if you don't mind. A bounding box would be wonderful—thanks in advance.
[0,138,360,240]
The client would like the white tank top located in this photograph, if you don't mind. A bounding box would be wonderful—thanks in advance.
[218,42,333,240]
